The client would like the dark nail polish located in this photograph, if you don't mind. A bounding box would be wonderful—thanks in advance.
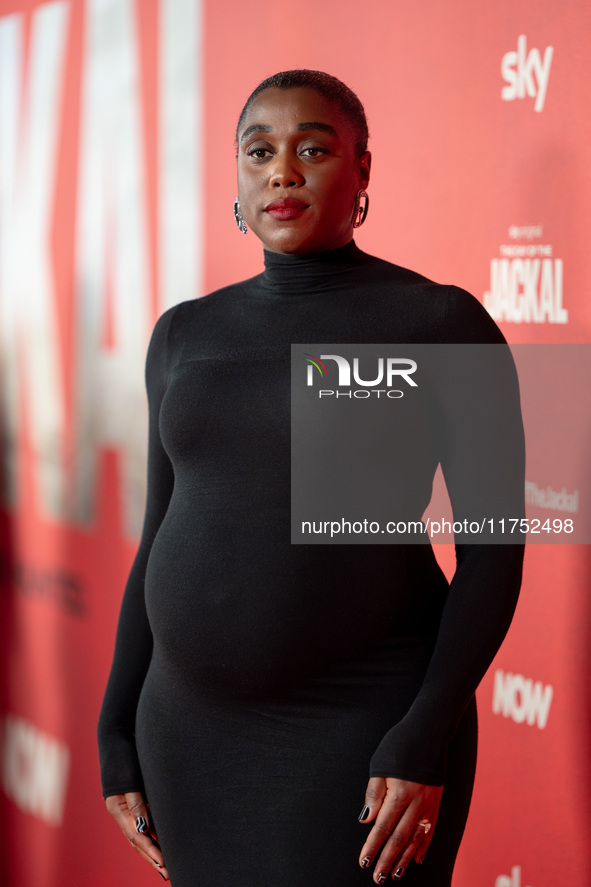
[393,867,404,880]
[377,874,387,884]
[358,805,370,822]
[418,855,425,865]
[361,856,372,869]
[158,873,166,881]
[136,815,148,834]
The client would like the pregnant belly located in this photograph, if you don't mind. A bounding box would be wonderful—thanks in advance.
[144,506,444,699]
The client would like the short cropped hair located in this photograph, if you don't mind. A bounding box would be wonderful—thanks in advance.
[236,70,369,156]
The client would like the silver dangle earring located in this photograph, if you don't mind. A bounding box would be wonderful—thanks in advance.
[233,197,247,234]
[352,190,369,228]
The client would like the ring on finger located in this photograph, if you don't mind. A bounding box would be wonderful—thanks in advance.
[416,818,431,834]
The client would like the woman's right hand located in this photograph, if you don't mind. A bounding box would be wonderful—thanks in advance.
[105,791,169,881]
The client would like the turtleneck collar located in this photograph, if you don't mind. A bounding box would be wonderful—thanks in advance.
[260,240,366,293]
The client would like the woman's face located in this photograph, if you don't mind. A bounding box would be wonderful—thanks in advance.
[236,87,371,255]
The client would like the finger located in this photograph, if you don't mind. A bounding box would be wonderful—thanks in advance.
[124,793,170,879]
[106,793,170,881]
[413,816,436,865]
[386,816,437,881]
[358,776,387,824]
[370,805,419,883]
[383,816,434,881]
[359,784,407,871]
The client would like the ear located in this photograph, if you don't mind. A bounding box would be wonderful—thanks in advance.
[358,151,371,189]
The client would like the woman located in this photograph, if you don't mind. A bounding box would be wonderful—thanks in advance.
[98,70,524,886]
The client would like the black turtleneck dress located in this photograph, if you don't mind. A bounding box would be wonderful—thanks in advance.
[98,242,524,887]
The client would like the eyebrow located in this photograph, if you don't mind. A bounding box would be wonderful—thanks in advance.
[240,124,272,141]
[296,122,338,136]
[240,121,338,142]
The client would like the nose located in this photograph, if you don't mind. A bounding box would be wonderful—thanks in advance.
[269,152,304,188]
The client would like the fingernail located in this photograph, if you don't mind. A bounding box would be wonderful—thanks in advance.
[418,855,425,865]
[158,874,166,881]
[377,874,387,884]
[361,856,372,869]
[358,805,370,822]
[136,815,148,834]
[393,867,404,880]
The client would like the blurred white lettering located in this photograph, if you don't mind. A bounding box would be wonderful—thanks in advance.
[501,35,553,112]
[159,0,201,312]
[2,715,70,827]
[0,4,69,515]
[73,0,151,536]
[492,669,553,729]
[495,865,532,887]
[0,0,201,532]
[484,258,567,324]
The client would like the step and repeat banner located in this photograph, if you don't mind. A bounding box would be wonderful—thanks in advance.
[0,1,589,885]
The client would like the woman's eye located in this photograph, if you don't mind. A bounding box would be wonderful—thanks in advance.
[300,147,329,158]
[246,147,272,159]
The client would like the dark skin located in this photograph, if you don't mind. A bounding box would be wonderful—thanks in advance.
[105,791,169,880]
[236,86,370,255]
[106,85,443,883]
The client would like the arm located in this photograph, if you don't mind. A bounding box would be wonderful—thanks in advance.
[97,308,175,796]
[97,310,176,880]
[359,288,525,880]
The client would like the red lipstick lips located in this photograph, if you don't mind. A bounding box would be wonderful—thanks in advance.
[264,198,309,220]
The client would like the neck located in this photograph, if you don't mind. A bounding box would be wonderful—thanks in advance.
[261,240,365,290]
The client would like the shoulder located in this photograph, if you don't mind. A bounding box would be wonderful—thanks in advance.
[353,249,502,343]
[145,273,267,379]
[352,247,441,290]
[442,285,507,344]
[149,273,264,342]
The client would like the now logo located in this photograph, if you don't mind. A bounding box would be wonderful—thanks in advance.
[492,669,553,729]
[1,714,70,826]
[501,35,553,112]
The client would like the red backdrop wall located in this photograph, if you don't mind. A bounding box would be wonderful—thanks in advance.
[0,2,589,885]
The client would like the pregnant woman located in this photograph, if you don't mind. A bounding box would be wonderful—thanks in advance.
[98,69,525,886]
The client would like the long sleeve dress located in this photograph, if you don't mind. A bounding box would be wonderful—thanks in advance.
[98,241,525,887]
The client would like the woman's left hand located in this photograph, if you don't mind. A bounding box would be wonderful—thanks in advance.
[358,776,443,882]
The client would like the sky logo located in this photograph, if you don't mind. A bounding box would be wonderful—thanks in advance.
[501,35,553,112]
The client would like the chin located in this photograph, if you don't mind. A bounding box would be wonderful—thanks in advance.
[263,231,348,256]
[261,234,313,255]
